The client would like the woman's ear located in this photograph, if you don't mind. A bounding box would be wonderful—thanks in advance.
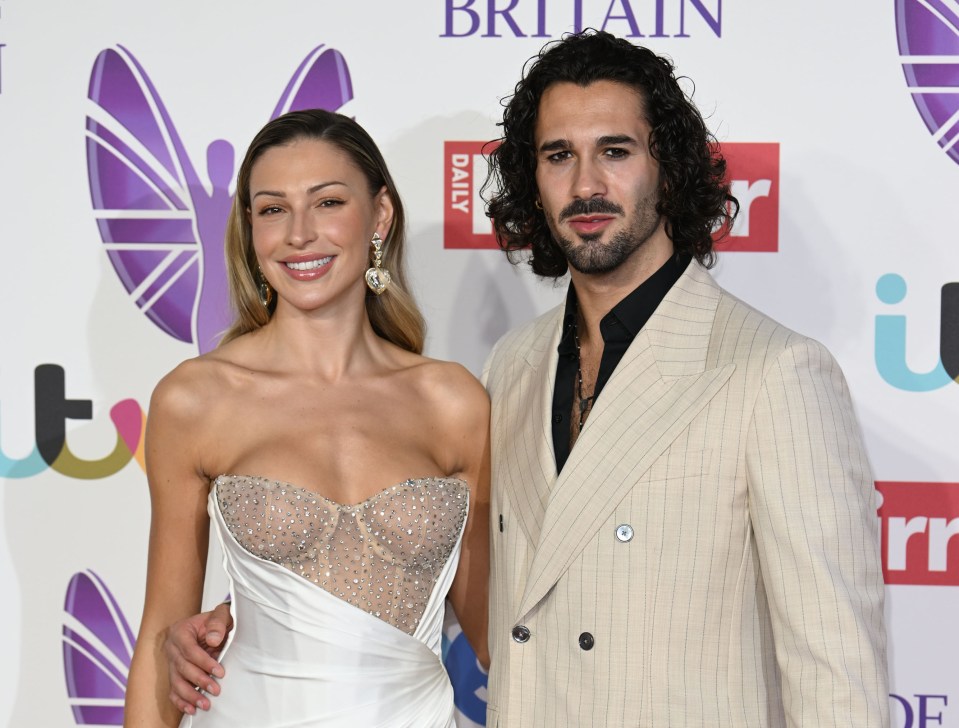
[374,186,394,240]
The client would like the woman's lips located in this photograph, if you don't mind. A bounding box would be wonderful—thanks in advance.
[278,255,335,280]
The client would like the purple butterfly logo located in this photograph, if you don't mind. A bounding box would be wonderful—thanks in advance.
[896,0,959,166]
[86,45,354,352]
[62,571,135,725]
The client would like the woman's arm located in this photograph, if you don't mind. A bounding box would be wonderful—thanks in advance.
[440,367,492,670]
[124,369,213,728]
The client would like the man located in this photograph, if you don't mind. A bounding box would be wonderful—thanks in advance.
[479,30,887,727]
[165,31,888,727]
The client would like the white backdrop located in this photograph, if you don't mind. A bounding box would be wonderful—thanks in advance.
[1,1,957,726]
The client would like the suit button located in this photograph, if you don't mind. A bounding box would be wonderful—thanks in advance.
[615,524,634,542]
[511,625,531,643]
[578,632,594,650]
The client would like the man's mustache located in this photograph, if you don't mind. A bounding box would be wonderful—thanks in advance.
[559,198,624,221]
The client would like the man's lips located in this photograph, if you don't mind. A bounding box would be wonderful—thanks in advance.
[567,216,615,234]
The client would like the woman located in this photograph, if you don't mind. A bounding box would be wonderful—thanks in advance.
[124,110,490,727]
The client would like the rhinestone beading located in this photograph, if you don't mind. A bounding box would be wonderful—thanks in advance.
[216,475,469,635]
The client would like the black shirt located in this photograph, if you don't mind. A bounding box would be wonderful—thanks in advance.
[551,254,691,472]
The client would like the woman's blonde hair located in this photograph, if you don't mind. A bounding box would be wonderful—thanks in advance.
[220,109,425,353]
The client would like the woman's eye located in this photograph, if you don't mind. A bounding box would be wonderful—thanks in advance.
[258,205,283,216]
[319,198,344,207]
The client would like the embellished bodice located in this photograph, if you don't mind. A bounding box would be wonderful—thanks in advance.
[214,474,469,635]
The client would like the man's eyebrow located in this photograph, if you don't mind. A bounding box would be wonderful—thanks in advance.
[597,134,639,146]
[538,139,570,153]
[538,135,640,153]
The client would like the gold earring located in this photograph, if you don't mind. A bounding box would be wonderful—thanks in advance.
[364,233,392,295]
[535,199,543,210]
[256,267,273,308]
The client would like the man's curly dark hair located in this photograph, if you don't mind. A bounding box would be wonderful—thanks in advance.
[484,30,738,277]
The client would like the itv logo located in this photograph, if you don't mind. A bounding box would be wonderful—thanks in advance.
[0,365,145,480]
[875,274,959,391]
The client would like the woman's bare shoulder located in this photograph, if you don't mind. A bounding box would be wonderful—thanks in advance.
[149,347,254,424]
[411,358,490,425]
[406,359,489,488]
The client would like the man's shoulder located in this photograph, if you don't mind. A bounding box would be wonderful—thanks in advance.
[707,274,832,371]
[669,263,802,345]
[481,304,563,387]
[492,304,563,359]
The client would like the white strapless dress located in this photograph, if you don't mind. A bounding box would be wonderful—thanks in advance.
[180,474,469,728]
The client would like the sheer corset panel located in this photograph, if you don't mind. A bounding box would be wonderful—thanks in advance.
[214,474,469,635]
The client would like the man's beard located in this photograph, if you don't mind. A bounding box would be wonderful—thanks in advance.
[551,194,662,275]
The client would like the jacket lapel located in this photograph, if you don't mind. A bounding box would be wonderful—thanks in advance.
[517,264,735,617]
[495,307,563,548]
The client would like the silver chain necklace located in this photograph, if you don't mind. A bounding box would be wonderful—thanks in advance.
[573,322,596,431]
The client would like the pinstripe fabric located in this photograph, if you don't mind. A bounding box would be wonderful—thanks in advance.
[482,263,889,727]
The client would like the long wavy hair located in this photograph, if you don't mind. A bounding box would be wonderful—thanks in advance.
[485,30,738,277]
[220,109,425,353]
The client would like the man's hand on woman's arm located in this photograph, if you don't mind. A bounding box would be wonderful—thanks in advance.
[164,602,234,714]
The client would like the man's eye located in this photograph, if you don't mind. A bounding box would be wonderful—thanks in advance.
[547,151,571,163]
[604,148,628,158]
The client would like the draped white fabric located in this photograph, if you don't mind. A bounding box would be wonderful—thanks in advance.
[180,482,466,728]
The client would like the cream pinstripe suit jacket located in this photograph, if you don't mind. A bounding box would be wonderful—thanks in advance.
[482,262,889,727]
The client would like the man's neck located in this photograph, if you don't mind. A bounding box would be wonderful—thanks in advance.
[569,236,674,342]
